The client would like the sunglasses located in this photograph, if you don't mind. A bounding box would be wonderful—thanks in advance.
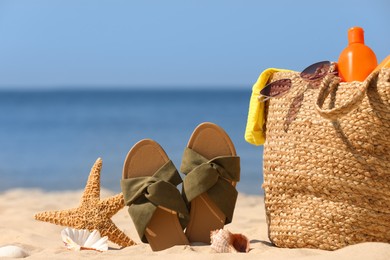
[258,61,337,102]
[258,61,338,132]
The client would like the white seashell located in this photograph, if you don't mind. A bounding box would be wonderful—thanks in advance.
[210,229,250,253]
[0,245,29,258]
[61,227,108,252]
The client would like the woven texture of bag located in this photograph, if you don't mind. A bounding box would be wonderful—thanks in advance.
[262,68,390,250]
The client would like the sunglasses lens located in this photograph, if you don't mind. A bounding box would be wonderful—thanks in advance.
[300,61,331,81]
[260,79,292,98]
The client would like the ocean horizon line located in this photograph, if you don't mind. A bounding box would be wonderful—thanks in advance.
[0,85,251,92]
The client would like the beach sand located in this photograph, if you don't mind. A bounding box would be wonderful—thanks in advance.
[1,188,390,259]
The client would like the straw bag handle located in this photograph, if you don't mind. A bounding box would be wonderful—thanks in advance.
[315,70,380,121]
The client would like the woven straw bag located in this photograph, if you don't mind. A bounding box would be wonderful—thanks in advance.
[262,67,390,250]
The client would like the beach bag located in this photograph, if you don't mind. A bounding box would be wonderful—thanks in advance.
[262,67,390,250]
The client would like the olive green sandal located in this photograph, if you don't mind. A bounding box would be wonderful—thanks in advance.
[120,139,189,251]
[180,122,240,244]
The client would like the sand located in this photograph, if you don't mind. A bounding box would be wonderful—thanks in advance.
[1,188,390,259]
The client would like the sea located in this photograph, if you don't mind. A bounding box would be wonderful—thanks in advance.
[0,89,264,195]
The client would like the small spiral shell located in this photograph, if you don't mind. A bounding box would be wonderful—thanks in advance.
[210,229,250,253]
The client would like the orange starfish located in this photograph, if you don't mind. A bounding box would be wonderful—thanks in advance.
[34,158,136,247]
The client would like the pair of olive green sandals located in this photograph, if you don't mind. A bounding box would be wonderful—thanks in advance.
[120,122,241,251]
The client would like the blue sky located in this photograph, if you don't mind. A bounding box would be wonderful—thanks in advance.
[0,0,388,89]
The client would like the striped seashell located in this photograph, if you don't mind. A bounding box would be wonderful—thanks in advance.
[61,227,108,252]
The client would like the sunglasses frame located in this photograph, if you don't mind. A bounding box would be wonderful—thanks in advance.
[258,61,334,102]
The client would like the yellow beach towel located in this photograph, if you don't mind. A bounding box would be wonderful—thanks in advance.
[244,68,291,146]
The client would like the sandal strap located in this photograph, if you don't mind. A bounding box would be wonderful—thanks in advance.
[180,147,240,224]
[120,160,189,243]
